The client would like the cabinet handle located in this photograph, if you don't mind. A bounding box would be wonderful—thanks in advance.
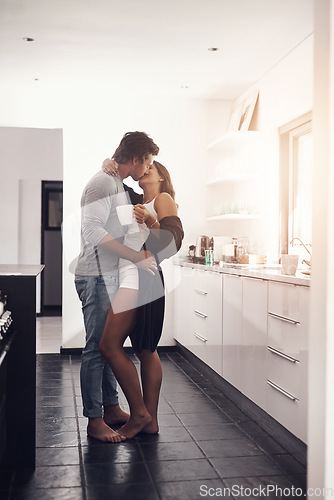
[268,346,298,364]
[195,289,207,295]
[267,379,298,401]
[195,310,207,319]
[268,312,300,325]
[194,332,207,342]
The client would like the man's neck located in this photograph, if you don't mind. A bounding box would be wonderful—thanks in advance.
[117,162,131,180]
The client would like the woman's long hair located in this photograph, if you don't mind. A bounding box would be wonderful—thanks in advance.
[154,161,176,200]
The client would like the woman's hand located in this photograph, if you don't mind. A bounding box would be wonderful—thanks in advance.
[102,158,119,176]
[134,204,153,225]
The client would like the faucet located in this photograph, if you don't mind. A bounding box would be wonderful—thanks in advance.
[290,237,312,266]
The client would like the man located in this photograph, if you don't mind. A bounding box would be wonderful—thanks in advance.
[75,131,159,442]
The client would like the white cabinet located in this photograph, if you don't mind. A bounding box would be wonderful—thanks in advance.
[190,269,223,375]
[222,274,242,388]
[266,282,309,443]
[174,266,223,376]
[173,265,194,346]
[223,274,268,409]
[240,277,268,409]
[174,264,310,443]
[202,270,223,375]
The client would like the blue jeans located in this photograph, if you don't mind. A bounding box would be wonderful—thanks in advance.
[75,274,119,418]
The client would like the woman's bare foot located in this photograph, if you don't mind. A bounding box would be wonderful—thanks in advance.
[118,412,152,439]
[87,417,126,443]
[104,404,129,426]
[141,420,159,435]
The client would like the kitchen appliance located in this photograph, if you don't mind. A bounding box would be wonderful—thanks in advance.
[223,237,249,263]
[188,245,196,261]
[212,236,232,262]
[194,235,211,263]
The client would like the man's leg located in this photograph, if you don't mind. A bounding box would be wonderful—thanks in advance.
[102,363,129,425]
[75,274,127,442]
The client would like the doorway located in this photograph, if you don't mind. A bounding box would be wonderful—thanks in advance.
[41,181,63,316]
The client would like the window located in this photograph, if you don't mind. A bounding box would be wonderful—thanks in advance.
[279,113,313,261]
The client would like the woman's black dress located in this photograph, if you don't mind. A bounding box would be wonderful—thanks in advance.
[124,184,184,353]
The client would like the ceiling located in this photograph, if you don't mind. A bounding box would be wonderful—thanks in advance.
[0,0,314,100]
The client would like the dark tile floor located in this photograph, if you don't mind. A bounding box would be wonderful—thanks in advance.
[1,352,307,499]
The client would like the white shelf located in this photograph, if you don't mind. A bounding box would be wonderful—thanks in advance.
[206,173,260,186]
[207,131,261,150]
[206,214,259,221]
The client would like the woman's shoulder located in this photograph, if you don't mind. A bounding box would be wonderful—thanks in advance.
[155,192,175,206]
[154,192,178,217]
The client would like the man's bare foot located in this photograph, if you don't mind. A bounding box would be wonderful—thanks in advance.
[118,412,152,439]
[104,404,129,426]
[87,417,126,443]
[141,420,159,435]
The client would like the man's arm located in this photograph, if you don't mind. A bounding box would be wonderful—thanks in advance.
[82,179,156,273]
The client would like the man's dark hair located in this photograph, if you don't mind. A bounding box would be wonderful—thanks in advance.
[113,131,159,164]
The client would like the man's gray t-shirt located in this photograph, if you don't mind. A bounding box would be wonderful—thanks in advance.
[75,171,129,276]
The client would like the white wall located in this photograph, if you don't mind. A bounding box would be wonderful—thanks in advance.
[205,36,313,260]
[61,95,210,348]
[0,127,63,264]
[0,127,63,313]
[308,0,334,495]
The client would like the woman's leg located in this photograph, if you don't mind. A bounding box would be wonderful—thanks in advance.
[99,288,151,439]
[135,349,162,434]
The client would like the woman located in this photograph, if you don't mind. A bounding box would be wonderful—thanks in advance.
[99,160,183,439]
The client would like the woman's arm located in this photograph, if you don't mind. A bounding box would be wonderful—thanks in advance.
[134,193,177,229]
[102,158,119,176]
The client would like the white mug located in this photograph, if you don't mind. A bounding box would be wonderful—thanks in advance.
[281,254,299,275]
[116,204,134,225]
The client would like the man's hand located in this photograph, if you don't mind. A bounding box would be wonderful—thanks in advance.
[133,250,157,275]
[102,158,119,176]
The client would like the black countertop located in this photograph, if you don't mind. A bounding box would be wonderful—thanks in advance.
[0,264,44,277]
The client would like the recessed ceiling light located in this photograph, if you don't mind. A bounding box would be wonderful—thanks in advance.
[208,47,219,51]
[22,37,35,42]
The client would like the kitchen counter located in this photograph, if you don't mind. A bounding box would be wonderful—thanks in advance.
[0,264,44,276]
[174,257,310,286]
[0,265,44,469]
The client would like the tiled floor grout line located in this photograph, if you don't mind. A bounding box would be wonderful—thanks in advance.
[136,441,163,500]
[0,354,306,498]
[165,352,245,426]
[69,355,87,500]
[166,352,304,481]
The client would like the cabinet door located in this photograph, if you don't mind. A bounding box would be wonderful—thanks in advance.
[206,271,223,376]
[266,284,309,443]
[240,277,268,409]
[190,269,208,364]
[298,286,309,443]
[173,266,194,346]
[223,274,242,389]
